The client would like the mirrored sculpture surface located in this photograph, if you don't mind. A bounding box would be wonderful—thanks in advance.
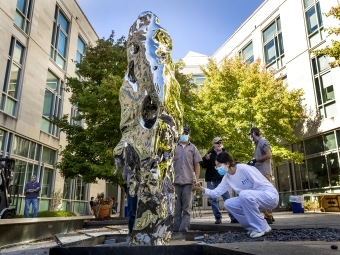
[113,11,183,245]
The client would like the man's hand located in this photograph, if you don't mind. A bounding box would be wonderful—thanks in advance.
[204,153,211,160]
[247,158,257,166]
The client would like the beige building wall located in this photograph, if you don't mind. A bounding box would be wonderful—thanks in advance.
[0,0,109,215]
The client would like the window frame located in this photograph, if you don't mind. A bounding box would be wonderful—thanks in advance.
[50,5,69,70]
[239,41,254,64]
[1,37,25,117]
[304,0,325,48]
[41,70,64,136]
[262,17,285,70]
[311,55,336,119]
[14,0,34,34]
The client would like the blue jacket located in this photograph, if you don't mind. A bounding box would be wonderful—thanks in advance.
[24,181,41,199]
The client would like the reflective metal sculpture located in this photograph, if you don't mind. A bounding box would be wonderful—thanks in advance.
[113,11,183,245]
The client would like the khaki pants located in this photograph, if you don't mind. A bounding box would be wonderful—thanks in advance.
[262,174,274,220]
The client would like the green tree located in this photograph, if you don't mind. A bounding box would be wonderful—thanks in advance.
[185,57,307,164]
[54,32,127,184]
[313,4,340,67]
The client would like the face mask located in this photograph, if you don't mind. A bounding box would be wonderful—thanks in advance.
[249,135,254,142]
[179,134,189,142]
[216,165,227,176]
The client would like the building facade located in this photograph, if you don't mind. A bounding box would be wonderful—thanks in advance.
[0,0,112,215]
[211,0,340,208]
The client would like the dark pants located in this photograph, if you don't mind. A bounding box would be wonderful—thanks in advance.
[127,187,138,234]
[207,179,235,221]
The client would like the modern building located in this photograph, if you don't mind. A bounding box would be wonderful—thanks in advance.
[188,0,340,209]
[181,51,209,88]
[0,0,119,215]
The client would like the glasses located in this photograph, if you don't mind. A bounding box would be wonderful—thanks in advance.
[214,141,222,144]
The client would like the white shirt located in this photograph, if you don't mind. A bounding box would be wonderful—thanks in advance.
[204,163,278,199]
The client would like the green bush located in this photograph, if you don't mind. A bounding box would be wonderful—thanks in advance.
[38,210,77,217]
[15,210,77,218]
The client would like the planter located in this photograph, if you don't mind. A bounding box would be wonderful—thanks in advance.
[92,204,111,219]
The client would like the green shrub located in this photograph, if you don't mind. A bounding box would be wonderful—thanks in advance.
[15,210,76,218]
[38,210,76,217]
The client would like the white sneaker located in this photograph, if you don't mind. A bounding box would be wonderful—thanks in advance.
[250,226,271,238]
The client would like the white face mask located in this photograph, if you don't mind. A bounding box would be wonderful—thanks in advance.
[249,135,254,142]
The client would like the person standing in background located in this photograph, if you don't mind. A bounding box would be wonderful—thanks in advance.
[173,126,201,232]
[24,175,40,218]
[200,137,237,224]
[247,127,275,224]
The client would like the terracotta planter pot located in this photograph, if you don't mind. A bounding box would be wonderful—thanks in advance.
[92,204,111,219]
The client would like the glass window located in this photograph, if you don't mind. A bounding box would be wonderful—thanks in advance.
[25,163,38,184]
[304,0,324,48]
[40,167,53,197]
[28,142,36,160]
[304,0,314,8]
[75,177,86,200]
[324,132,336,150]
[0,130,4,152]
[240,42,254,64]
[312,55,335,119]
[46,71,58,91]
[263,22,276,43]
[263,17,284,70]
[12,160,26,195]
[307,156,329,188]
[277,163,291,192]
[41,71,63,136]
[328,153,340,186]
[14,0,33,34]
[304,136,324,155]
[57,11,69,33]
[12,136,29,157]
[63,178,71,199]
[325,102,337,118]
[42,147,56,165]
[50,6,69,70]
[2,38,24,117]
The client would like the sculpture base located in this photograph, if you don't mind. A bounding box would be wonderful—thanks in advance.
[50,244,210,255]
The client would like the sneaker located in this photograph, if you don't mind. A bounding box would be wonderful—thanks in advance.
[215,218,222,224]
[250,226,271,238]
[265,217,273,224]
[230,219,239,223]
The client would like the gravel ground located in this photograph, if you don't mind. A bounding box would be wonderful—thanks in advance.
[202,228,340,244]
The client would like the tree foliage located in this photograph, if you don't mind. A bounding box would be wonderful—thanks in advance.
[54,32,127,183]
[182,57,307,164]
[313,4,340,67]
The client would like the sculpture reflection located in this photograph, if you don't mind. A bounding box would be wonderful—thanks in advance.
[113,11,183,245]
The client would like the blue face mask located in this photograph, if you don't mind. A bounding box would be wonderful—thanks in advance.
[216,165,227,176]
[179,134,189,142]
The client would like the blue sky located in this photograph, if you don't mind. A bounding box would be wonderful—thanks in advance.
[77,0,264,61]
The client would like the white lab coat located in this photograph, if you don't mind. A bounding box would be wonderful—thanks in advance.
[204,163,278,232]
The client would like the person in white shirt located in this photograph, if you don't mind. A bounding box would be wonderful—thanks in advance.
[194,151,278,238]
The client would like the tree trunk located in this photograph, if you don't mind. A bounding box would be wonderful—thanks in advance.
[119,187,126,217]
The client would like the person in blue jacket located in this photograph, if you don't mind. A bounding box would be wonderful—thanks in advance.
[24,175,40,218]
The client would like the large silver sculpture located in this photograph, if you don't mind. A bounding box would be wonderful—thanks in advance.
[113,11,183,245]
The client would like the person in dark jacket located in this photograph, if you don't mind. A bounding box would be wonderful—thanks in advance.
[200,137,237,224]
[24,175,40,218]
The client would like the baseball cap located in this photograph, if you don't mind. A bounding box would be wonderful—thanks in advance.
[183,126,191,134]
[248,127,260,135]
[216,151,233,163]
[212,137,222,144]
